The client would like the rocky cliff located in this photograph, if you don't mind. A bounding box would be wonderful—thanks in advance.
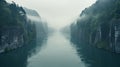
[0,0,47,53]
[23,8,48,41]
[70,0,120,53]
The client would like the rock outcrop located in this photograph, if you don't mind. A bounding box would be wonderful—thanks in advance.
[0,0,47,53]
[70,0,120,53]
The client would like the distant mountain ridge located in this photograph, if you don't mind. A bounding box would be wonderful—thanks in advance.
[23,7,40,17]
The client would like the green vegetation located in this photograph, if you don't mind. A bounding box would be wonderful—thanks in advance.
[71,0,120,52]
[0,0,36,51]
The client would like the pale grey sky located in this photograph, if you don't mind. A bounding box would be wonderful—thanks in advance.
[7,0,96,29]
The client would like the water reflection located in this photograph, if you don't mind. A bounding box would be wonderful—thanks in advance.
[2,31,120,67]
[27,32,86,67]
[71,37,120,67]
[0,38,47,67]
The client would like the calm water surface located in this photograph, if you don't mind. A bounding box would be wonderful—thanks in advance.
[0,32,120,67]
[27,32,86,67]
[0,32,86,67]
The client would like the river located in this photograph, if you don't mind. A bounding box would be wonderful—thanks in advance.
[0,31,120,67]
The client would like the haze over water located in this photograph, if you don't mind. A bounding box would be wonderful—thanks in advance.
[1,1,120,67]
[7,0,96,29]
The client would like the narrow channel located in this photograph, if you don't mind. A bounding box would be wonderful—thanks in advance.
[27,32,86,67]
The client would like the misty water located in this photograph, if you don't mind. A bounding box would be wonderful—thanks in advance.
[1,31,120,67]
[27,32,86,67]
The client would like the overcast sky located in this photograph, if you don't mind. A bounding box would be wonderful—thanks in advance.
[7,0,96,29]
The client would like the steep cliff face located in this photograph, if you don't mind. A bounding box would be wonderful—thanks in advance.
[24,8,48,41]
[0,0,37,53]
[70,0,120,53]
[0,26,24,53]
